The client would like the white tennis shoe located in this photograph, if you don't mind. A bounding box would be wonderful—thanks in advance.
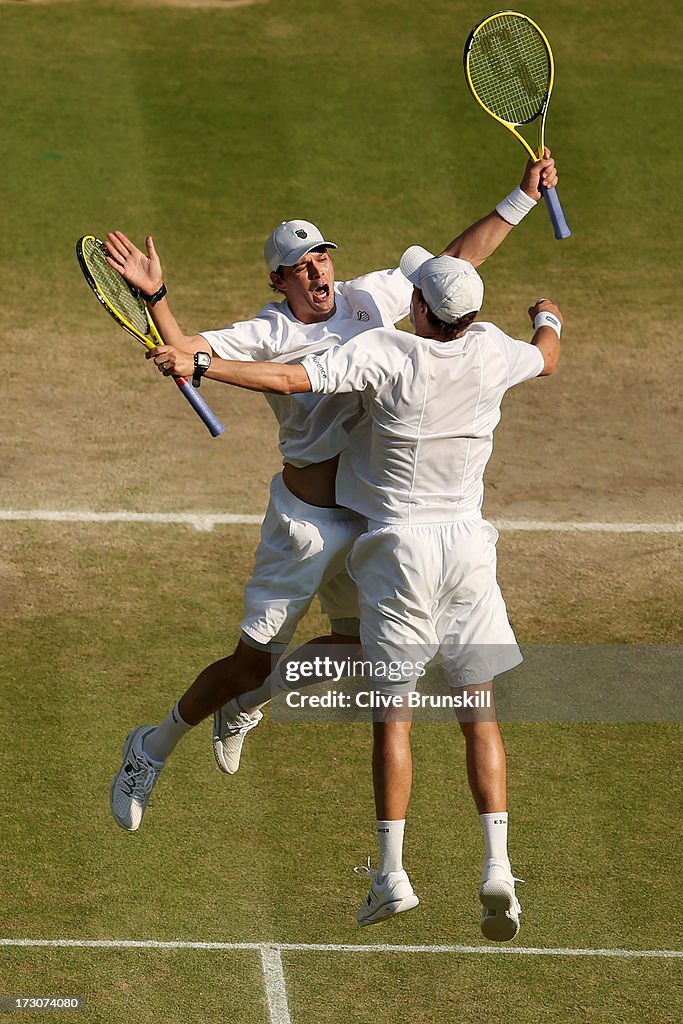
[479,858,523,941]
[109,726,164,832]
[354,859,420,926]
[212,699,263,774]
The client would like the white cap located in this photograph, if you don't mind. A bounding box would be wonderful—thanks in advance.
[399,245,484,322]
[264,219,337,272]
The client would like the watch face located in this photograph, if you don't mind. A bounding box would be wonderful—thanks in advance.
[196,352,211,370]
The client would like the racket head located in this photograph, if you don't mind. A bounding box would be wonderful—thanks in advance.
[76,235,160,350]
[464,11,554,159]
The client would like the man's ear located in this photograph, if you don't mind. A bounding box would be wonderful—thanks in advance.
[416,294,430,317]
[270,270,286,292]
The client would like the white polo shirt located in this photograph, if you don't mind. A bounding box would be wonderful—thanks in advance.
[200,269,411,468]
[302,322,545,523]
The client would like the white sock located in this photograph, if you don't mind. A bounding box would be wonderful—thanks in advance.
[238,658,335,716]
[142,702,193,763]
[237,665,292,715]
[235,686,271,716]
[480,812,510,868]
[376,819,405,877]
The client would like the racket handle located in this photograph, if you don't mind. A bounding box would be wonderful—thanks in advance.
[174,376,225,437]
[541,186,571,240]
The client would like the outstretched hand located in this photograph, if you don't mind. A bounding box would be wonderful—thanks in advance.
[520,148,558,202]
[105,231,164,296]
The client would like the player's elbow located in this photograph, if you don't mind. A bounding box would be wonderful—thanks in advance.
[184,334,210,355]
[280,367,312,394]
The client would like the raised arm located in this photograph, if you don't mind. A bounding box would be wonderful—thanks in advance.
[441,150,558,267]
[105,231,210,356]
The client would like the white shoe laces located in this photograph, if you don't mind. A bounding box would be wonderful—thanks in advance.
[223,708,262,738]
[227,713,255,735]
[353,857,375,880]
[123,752,160,801]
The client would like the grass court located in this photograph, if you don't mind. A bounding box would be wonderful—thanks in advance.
[0,1,681,1021]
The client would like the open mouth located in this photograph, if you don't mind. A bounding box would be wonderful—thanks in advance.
[312,283,330,302]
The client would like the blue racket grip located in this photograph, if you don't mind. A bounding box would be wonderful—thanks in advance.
[174,377,225,437]
[541,186,571,240]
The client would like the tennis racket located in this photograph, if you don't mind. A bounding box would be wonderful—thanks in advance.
[76,235,224,437]
[464,10,571,240]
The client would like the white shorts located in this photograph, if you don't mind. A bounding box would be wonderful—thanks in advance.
[241,473,365,650]
[348,518,522,692]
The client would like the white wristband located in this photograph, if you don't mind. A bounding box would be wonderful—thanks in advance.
[495,187,537,225]
[534,311,562,337]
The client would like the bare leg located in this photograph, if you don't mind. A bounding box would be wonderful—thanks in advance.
[237,631,361,714]
[456,681,507,813]
[372,714,413,821]
[177,639,273,726]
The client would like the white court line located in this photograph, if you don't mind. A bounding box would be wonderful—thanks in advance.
[492,520,682,534]
[0,510,262,530]
[0,510,681,533]
[260,944,292,1024]
[4,937,680,1024]
[1,938,680,958]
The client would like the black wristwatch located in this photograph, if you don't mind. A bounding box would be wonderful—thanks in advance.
[141,283,167,306]
[193,351,211,388]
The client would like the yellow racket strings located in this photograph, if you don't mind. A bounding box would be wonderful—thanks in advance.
[83,237,151,341]
[468,15,549,125]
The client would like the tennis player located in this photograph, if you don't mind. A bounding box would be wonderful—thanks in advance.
[148,253,562,941]
[107,155,559,841]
